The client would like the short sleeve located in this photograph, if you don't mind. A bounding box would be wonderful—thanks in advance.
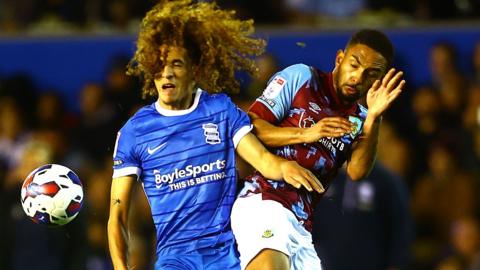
[249,64,312,123]
[112,121,141,178]
[223,96,252,148]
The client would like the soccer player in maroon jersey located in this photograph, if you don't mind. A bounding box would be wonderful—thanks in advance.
[231,29,405,270]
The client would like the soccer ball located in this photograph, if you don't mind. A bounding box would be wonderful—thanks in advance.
[20,164,84,226]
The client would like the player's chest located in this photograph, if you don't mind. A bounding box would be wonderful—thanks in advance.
[283,96,342,129]
[138,117,230,160]
[285,91,362,136]
[283,102,363,158]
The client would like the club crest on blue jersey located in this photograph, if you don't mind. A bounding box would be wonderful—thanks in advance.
[348,116,363,139]
[202,123,221,144]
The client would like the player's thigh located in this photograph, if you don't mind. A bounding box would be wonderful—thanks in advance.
[246,248,289,270]
[231,194,293,269]
[232,194,322,270]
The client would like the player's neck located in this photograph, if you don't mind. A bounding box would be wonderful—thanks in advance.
[158,90,196,111]
[331,84,356,109]
[339,98,355,107]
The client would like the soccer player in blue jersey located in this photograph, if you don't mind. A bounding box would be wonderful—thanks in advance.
[107,1,323,270]
[231,29,406,269]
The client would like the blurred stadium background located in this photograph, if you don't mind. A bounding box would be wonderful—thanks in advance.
[0,0,479,269]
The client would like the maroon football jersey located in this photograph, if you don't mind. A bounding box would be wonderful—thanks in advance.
[239,64,367,231]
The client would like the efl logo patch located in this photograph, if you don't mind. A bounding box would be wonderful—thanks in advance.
[262,229,274,238]
[263,76,286,99]
[113,159,123,166]
[259,95,276,107]
[202,123,221,144]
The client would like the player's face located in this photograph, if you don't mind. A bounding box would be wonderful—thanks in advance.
[333,44,387,104]
[154,45,196,110]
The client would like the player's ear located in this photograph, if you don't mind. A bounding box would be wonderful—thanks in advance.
[335,49,344,68]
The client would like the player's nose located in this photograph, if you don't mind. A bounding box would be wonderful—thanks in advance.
[161,65,174,78]
[350,69,364,85]
[350,75,363,86]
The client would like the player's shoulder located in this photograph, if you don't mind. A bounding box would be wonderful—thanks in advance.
[283,63,311,74]
[202,90,234,107]
[120,103,157,132]
[281,63,313,79]
[272,63,314,89]
[204,91,229,101]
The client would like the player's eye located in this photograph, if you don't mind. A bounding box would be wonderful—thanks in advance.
[367,70,380,78]
[172,61,184,67]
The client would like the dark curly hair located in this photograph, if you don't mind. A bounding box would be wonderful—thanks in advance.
[127,0,266,99]
[347,29,394,68]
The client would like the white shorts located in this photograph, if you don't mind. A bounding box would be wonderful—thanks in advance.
[231,194,322,270]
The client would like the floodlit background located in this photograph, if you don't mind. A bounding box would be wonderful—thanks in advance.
[0,1,479,269]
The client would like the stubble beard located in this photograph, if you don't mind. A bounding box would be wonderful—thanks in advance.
[334,72,359,105]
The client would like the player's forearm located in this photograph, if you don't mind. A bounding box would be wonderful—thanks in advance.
[108,218,130,270]
[257,151,292,180]
[236,132,289,180]
[250,116,306,147]
[346,114,381,181]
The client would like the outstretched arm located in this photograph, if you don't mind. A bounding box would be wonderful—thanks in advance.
[236,132,324,193]
[249,112,353,148]
[108,175,136,270]
[347,68,405,181]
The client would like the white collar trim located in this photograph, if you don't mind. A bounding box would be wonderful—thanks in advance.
[155,88,203,116]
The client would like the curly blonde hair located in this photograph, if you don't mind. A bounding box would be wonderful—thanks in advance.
[127,0,266,99]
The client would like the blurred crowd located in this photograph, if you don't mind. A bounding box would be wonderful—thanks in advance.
[1,0,480,35]
[0,54,153,270]
[0,37,479,270]
[1,1,480,270]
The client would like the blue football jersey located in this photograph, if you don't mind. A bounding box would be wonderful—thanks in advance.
[112,89,252,255]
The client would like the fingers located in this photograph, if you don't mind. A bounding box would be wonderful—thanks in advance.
[291,175,314,192]
[321,117,352,127]
[324,126,350,137]
[304,169,325,193]
[380,68,404,94]
[381,68,396,86]
[385,71,404,92]
[285,170,325,194]
[317,117,353,136]
[284,176,302,189]
[395,79,406,91]
[286,175,318,193]
[385,79,405,102]
[282,162,325,193]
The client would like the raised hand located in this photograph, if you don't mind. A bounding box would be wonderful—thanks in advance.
[303,117,353,143]
[280,160,325,193]
[366,68,406,118]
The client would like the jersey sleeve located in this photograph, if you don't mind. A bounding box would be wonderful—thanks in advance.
[112,121,141,179]
[249,63,312,123]
[223,95,252,148]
